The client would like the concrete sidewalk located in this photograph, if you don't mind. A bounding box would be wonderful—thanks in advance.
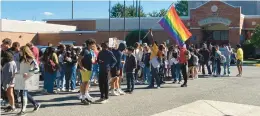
[152,100,260,116]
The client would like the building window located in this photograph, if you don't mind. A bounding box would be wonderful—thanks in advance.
[213,31,228,40]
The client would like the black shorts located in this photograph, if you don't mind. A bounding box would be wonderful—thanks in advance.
[110,67,120,77]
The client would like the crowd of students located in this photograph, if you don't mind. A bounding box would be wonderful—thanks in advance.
[1,35,244,115]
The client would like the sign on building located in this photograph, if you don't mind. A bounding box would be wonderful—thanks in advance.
[198,17,231,26]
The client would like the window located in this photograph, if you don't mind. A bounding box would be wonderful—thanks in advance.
[213,31,228,40]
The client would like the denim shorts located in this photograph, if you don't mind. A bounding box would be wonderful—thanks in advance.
[236,60,243,66]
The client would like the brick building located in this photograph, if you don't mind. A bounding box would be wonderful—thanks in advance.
[1,0,260,47]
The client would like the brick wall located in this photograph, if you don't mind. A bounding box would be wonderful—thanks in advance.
[47,20,96,31]
[190,1,241,27]
[0,32,37,46]
[37,30,176,46]
[243,18,260,28]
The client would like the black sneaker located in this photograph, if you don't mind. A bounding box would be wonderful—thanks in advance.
[172,81,177,84]
[33,104,41,111]
[124,90,131,93]
[4,106,16,112]
[18,111,26,116]
[81,100,90,105]
[181,84,187,87]
[85,98,93,103]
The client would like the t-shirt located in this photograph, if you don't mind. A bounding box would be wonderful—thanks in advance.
[80,48,92,71]
[236,48,243,61]
[1,61,17,90]
[112,49,123,70]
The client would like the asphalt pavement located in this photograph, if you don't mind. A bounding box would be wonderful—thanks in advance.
[1,66,260,116]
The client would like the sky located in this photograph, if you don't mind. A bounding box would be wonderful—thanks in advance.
[1,1,175,21]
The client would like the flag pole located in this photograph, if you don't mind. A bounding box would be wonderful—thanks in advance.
[157,2,175,23]
[124,0,126,39]
[141,2,175,41]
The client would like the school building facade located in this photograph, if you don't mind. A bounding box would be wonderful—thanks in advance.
[1,0,260,47]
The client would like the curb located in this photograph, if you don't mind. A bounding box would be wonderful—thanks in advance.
[231,64,260,66]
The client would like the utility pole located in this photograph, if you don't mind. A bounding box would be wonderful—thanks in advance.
[124,0,126,39]
[138,0,141,42]
[109,0,111,37]
[136,0,138,17]
[72,0,74,19]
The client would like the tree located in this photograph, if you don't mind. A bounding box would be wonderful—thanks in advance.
[110,3,146,18]
[147,9,167,17]
[110,3,124,18]
[175,0,188,16]
[250,25,260,48]
[125,30,148,47]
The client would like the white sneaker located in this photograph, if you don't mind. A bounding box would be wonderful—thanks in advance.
[57,88,61,92]
[111,90,120,96]
[78,94,83,100]
[117,89,125,95]
[85,93,93,100]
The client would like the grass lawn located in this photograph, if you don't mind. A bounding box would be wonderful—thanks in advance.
[243,59,260,64]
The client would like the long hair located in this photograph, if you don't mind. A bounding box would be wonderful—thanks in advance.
[43,47,55,61]
[20,46,34,63]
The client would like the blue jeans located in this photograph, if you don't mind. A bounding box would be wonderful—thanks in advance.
[65,64,77,90]
[91,64,99,81]
[56,63,65,89]
[149,66,160,87]
[143,66,151,83]
[126,72,135,91]
[44,70,57,93]
[172,63,181,81]
[21,90,38,111]
[223,59,231,75]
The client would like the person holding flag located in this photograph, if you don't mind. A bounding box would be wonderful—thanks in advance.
[158,4,192,87]
[147,29,161,89]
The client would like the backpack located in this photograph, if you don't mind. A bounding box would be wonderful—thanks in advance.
[45,55,58,73]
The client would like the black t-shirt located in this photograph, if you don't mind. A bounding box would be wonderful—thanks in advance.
[111,49,122,70]
[80,48,92,71]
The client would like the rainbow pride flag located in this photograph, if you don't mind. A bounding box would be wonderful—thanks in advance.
[158,5,192,46]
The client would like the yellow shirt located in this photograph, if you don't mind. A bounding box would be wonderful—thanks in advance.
[150,43,158,59]
[236,48,243,61]
[51,53,59,64]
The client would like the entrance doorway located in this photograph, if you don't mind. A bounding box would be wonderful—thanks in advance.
[202,23,229,45]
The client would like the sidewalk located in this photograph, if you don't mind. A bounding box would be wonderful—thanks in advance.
[152,100,260,116]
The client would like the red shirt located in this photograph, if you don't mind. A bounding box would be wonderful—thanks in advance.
[178,47,187,64]
[31,46,40,64]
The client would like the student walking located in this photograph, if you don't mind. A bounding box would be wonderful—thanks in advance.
[18,46,41,115]
[1,51,17,112]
